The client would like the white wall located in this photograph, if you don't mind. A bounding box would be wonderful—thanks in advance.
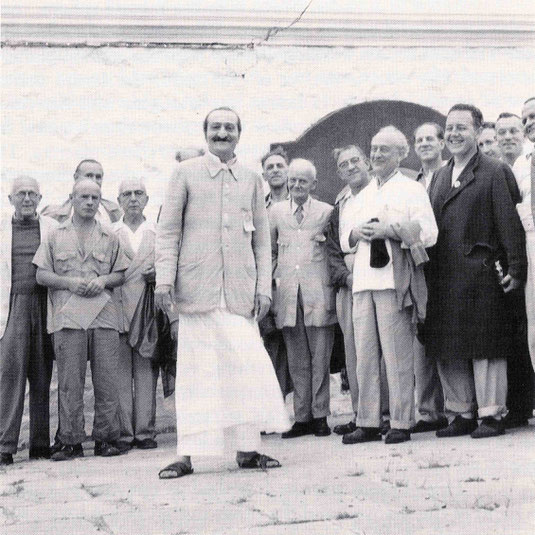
[2,45,534,220]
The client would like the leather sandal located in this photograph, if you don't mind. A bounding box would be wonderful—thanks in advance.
[158,461,194,479]
[237,453,281,470]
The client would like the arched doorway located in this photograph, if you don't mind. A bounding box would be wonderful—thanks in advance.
[272,100,448,204]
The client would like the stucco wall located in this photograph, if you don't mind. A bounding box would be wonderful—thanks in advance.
[2,45,534,219]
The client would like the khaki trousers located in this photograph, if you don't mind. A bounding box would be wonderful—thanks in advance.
[436,358,508,419]
[117,334,159,443]
[353,290,415,430]
[54,328,120,445]
[283,291,334,423]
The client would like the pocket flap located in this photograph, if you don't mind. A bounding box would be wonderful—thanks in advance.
[92,251,109,262]
[56,251,76,261]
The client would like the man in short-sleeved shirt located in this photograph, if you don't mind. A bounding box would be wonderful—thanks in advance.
[34,179,128,461]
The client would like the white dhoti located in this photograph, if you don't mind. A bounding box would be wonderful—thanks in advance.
[175,305,290,457]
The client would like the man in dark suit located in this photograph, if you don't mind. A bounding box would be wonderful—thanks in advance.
[426,103,527,439]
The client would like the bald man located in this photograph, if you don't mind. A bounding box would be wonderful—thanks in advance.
[34,179,129,461]
[42,159,122,223]
[0,177,58,466]
[112,180,161,450]
[270,159,337,438]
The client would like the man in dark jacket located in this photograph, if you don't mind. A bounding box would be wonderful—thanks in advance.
[426,103,527,439]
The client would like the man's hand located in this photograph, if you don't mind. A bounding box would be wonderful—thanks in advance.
[68,277,88,296]
[345,273,353,289]
[84,276,106,297]
[142,265,156,283]
[361,220,389,240]
[349,223,370,245]
[155,285,174,312]
[170,319,179,342]
[255,295,271,322]
[501,274,522,293]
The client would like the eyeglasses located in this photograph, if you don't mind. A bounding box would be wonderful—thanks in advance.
[13,191,40,201]
[338,157,361,170]
[120,190,145,198]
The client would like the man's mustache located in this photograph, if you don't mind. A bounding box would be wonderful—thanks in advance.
[212,136,230,142]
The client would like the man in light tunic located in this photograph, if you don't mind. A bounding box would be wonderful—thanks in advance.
[340,126,438,445]
[155,107,289,478]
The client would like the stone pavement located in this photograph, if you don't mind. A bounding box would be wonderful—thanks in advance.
[1,418,534,535]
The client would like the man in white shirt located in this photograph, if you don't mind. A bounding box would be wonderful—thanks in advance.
[340,126,438,445]
[113,179,160,450]
[520,97,535,373]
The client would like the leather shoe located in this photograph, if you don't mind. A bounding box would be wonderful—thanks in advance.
[410,417,448,434]
[380,420,391,435]
[436,416,477,438]
[94,441,121,457]
[333,421,357,436]
[313,417,331,437]
[115,440,134,452]
[29,446,51,460]
[51,444,84,462]
[342,427,382,444]
[384,428,411,444]
[1,453,14,465]
[281,421,313,439]
[134,438,158,450]
[471,417,505,439]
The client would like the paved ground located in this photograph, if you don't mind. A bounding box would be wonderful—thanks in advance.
[2,413,534,535]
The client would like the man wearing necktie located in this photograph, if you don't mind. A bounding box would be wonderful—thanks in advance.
[270,159,336,439]
[426,104,526,439]
[521,97,535,373]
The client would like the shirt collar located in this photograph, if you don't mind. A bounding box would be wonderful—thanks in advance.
[335,185,352,205]
[60,216,110,236]
[204,150,238,179]
[290,196,311,215]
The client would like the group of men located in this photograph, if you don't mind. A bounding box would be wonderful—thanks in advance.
[0,99,534,480]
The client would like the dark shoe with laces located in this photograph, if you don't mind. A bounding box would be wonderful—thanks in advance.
[134,438,158,450]
[1,453,14,466]
[342,427,382,444]
[51,444,84,462]
[29,446,51,460]
[281,421,313,439]
[471,417,506,439]
[333,421,357,436]
[384,428,411,444]
[410,417,448,434]
[313,417,331,437]
[436,416,477,438]
[94,441,121,457]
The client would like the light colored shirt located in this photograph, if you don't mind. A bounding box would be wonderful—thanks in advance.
[33,218,129,332]
[340,170,438,294]
[121,217,150,254]
[512,145,533,232]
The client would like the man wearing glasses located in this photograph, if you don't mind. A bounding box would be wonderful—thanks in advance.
[0,177,58,465]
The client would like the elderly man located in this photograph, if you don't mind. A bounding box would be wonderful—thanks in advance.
[410,123,448,433]
[270,159,336,438]
[521,97,535,374]
[324,145,371,437]
[112,179,161,450]
[42,159,122,223]
[478,122,501,159]
[156,107,289,479]
[0,177,58,466]
[34,179,129,460]
[341,126,438,445]
[426,104,526,439]
[259,146,292,398]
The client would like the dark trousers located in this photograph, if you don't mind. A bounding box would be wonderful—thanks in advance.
[0,292,53,454]
[53,328,120,445]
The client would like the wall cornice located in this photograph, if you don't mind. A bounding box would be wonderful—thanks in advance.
[1,6,533,48]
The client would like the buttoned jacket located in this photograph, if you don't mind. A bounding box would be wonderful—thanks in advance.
[270,197,337,329]
[112,219,155,333]
[155,153,271,318]
[0,212,58,339]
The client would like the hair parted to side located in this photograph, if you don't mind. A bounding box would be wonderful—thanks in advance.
[74,159,101,175]
[261,145,289,168]
[413,122,444,142]
[375,125,410,160]
[523,97,535,105]
[332,144,367,162]
[496,112,522,122]
[203,107,242,136]
[481,121,496,130]
[448,103,483,130]
[288,158,317,180]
